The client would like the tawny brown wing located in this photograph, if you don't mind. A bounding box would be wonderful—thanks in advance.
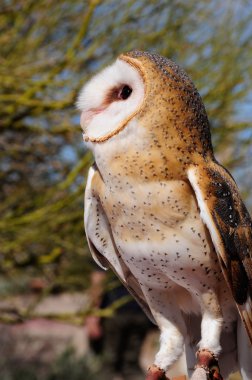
[84,165,156,324]
[187,161,252,343]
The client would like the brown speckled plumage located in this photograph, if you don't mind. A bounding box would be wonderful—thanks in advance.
[80,50,252,379]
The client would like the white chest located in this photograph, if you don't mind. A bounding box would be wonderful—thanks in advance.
[100,179,222,291]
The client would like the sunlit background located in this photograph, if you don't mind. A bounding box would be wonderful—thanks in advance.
[0,0,251,379]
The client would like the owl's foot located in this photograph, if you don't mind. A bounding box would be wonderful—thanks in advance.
[191,349,223,380]
[146,364,169,380]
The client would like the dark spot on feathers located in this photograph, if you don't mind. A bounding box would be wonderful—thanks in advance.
[214,197,240,228]
[213,214,249,305]
[230,259,248,304]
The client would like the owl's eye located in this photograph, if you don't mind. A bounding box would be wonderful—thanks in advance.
[118,85,132,100]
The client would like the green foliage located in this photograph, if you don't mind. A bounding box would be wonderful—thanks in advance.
[0,0,252,304]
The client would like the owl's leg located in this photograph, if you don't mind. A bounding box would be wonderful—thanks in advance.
[143,289,186,380]
[191,290,223,380]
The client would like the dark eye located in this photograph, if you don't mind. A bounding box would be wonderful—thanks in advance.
[118,85,132,100]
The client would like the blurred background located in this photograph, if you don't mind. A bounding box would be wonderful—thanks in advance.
[0,0,252,379]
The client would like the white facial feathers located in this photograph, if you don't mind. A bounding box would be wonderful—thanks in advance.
[77,59,144,141]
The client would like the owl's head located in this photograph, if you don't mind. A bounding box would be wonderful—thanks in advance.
[77,55,145,143]
[77,50,213,158]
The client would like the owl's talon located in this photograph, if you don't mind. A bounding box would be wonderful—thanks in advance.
[210,371,223,380]
[146,364,169,380]
[193,349,223,380]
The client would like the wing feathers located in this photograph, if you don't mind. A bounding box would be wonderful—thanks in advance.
[188,162,252,344]
[84,165,155,324]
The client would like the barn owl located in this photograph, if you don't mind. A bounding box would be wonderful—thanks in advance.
[77,50,252,380]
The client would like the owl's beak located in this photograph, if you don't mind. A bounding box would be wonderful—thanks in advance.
[82,133,89,142]
[80,111,91,142]
[80,110,90,130]
[80,107,106,129]
[80,106,108,143]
